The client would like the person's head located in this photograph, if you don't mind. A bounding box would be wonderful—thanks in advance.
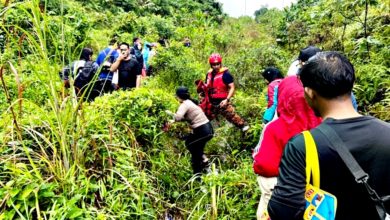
[176,86,190,101]
[299,51,355,114]
[298,46,321,64]
[132,37,142,50]
[80,48,93,61]
[262,67,284,84]
[109,38,117,46]
[209,53,222,71]
[183,37,191,47]
[119,42,130,58]
[133,37,141,44]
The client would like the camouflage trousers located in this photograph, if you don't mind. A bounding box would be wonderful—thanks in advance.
[211,102,246,129]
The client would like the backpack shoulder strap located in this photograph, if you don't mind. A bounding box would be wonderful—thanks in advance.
[317,123,390,219]
[317,124,368,182]
[73,60,86,77]
[302,131,320,187]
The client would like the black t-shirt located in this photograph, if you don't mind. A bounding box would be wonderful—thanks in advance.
[268,116,390,220]
[117,57,140,89]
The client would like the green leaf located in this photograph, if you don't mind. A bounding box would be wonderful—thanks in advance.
[3,209,16,219]
[367,36,382,45]
[68,207,83,219]
[19,185,35,200]
[9,188,21,197]
[40,191,55,198]
[6,180,15,188]
[67,194,83,206]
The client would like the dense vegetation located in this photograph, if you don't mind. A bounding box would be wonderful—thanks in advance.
[0,0,388,219]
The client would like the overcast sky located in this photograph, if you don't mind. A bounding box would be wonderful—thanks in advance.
[217,0,297,18]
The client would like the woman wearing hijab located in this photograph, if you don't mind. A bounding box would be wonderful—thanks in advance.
[262,67,284,123]
[253,76,322,219]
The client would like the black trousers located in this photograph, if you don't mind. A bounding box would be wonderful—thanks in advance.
[94,79,114,95]
[185,122,214,174]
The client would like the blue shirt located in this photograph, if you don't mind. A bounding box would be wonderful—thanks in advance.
[95,47,118,81]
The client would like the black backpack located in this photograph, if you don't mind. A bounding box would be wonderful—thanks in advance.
[74,60,96,88]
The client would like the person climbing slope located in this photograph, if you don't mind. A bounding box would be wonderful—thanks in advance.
[261,67,284,123]
[166,86,214,175]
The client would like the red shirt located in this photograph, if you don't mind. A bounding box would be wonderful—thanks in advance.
[253,119,293,177]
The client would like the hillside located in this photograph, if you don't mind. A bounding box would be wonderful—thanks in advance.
[0,0,389,219]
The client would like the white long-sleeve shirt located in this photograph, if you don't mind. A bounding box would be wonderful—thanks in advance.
[174,100,209,129]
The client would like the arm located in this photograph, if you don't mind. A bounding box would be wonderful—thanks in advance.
[174,102,189,121]
[252,121,270,158]
[227,82,235,100]
[220,82,234,107]
[136,75,141,88]
[268,135,307,220]
[110,53,125,72]
[96,51,105,66]
[267,84,275,108]
[61,65,71,80]
[220,71,235,107]
[263,87,279,123]
[93,62,99,73]
[110,59,120,72]
[253,123,283,177]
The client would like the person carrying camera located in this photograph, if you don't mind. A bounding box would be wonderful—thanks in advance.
[110,42,141,90]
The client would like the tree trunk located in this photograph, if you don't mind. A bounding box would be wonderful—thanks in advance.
[341,22,347,52]
[364,0,370,60]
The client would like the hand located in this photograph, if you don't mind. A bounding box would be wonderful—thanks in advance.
[118,52,127,61]
[113,84,119,90]
[220,99,229,107]
[165,110,174,116]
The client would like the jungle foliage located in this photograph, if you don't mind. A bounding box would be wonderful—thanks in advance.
[0,0,389,219]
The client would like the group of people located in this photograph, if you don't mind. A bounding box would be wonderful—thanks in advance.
[60,37,157,101]
[61,43,249,175]
[167,53,250,175]
[61,40,390,218]
[253,47,390,219]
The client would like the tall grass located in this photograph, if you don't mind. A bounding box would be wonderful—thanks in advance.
[0,1,265,219]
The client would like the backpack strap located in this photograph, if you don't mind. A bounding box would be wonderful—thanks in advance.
[317,123,389,219]
[302,131,320,187]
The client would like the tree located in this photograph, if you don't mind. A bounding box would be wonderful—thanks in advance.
[254,7,268,18]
